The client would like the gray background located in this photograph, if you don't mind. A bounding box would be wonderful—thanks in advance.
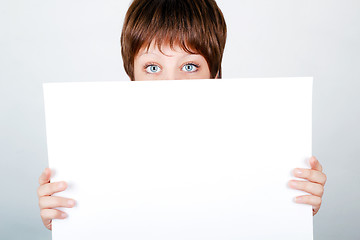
[0,0,359,239]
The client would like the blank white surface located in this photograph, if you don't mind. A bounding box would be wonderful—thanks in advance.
[43,77,313,240]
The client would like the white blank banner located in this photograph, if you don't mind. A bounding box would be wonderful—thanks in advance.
[43,77,313,240]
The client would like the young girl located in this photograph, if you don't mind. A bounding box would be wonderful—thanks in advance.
[37,0,327,230]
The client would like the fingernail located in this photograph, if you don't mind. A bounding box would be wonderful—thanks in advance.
[61,212,67,218]
[68,199,75,207]
[58,181,66,188]
[294,168,303,175]
[294,197,301,203]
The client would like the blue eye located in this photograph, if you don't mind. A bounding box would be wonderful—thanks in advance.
[182,63,198,72]
[145,65,161,73]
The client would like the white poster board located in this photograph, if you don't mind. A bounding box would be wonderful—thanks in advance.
[43,77,313,240]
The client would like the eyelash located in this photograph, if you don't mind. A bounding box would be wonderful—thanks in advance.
[183,62,200,72]
[144,62,161,73]
[143,62,200,73]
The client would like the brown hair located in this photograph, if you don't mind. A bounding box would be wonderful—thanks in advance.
[121,0,227,81]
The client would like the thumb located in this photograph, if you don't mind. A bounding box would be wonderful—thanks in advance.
[39,168,51,185]
[309,156,323,172]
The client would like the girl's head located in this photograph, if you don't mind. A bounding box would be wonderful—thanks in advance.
[121,0,227,81]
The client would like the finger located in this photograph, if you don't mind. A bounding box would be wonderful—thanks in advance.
[40,209,68,230]
[39,196,76,209]
[292,168,327,185]
[288,180,324,197]
[309,156,323,172]
[37,181,67,197]
[39,168,51,185]
[294,195,322,213]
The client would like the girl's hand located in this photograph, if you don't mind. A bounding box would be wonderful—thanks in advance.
[288,156,327,216]
[37,168,76,230]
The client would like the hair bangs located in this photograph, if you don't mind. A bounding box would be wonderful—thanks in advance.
[141,31,199,57]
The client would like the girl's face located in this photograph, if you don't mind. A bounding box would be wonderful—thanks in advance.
[133,41,212,81]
